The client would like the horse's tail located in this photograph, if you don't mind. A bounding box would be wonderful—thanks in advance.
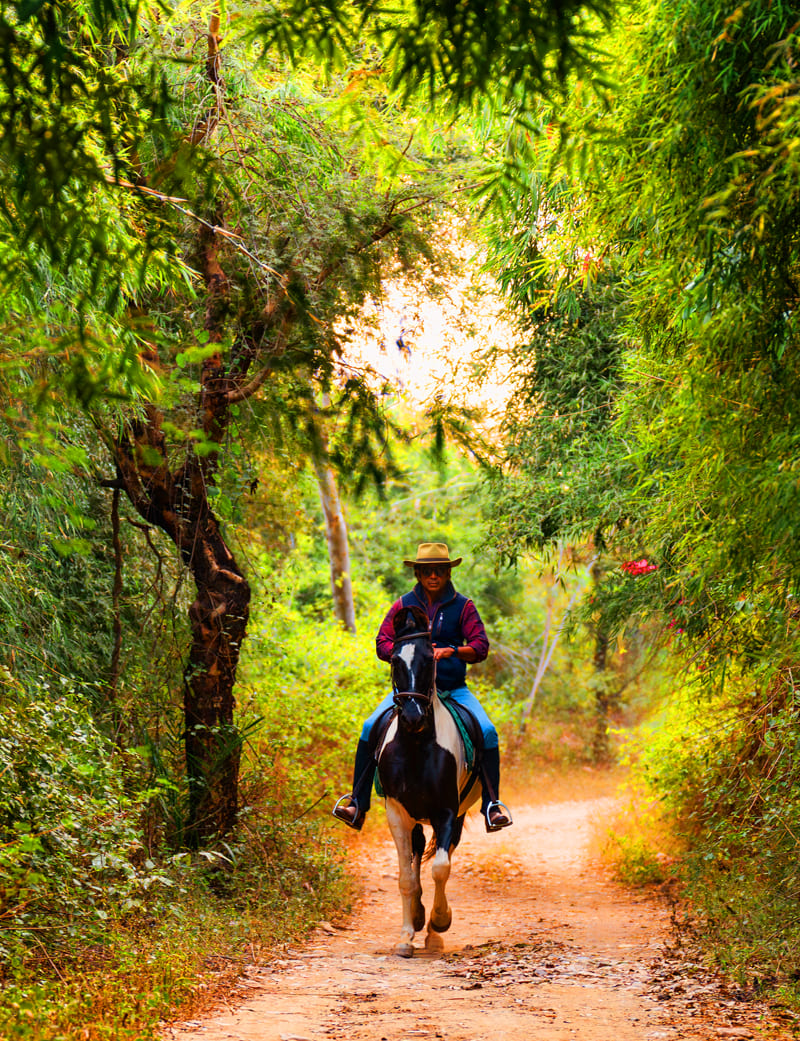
[421,832,437,863]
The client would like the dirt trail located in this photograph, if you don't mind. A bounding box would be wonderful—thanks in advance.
[165,783,790,1041]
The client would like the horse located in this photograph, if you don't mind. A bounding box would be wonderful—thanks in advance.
[376,604,482,958]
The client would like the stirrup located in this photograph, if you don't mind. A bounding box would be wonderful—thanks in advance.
[484,801,513,832]
[332,794,365,831]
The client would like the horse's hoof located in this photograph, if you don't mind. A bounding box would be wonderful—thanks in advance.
[395,942,415,958]
[429,908,452,933]
[413,903,426,932]
[425,929,444,951]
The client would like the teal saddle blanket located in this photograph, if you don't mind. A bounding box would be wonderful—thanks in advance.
[374,691,476,797]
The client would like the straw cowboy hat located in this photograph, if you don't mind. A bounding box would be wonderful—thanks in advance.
[403,542,462,568]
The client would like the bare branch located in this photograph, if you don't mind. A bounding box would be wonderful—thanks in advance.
[225,364,273,405]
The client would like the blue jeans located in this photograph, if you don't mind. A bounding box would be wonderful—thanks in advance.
[360,685,499,750]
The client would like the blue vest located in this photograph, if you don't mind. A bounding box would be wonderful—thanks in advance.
[401,584,469,690]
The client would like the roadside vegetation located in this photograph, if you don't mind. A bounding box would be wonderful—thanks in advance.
[0,433,613,1041]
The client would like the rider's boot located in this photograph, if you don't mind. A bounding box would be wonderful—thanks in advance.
[480,745,513,832]
[332,739,374,831]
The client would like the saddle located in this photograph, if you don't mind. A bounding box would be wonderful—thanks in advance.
[371,695,484,798]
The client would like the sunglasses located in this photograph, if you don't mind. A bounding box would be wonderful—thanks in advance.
[417,565,451,577]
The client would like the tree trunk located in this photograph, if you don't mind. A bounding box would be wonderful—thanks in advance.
[311,390,356,633]
[590,555,613,763]
[591,626,613,762]
[183,509,250,843]
[112,15,253,837]
[110,412,251,843]
[314,456,356,633]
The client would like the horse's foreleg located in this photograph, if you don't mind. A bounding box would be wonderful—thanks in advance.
[427,811,458,936]
[386,800,423,957]
[428,845,453,935]
[410,823,426,932]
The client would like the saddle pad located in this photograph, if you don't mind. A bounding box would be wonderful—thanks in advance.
[437,689,476,771]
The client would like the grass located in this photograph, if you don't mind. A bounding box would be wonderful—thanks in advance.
[0,900,351,1041]
[677,856,800,1009]
[593,761,800,1015]
[590,774,681,888]
[0,817,352,1041]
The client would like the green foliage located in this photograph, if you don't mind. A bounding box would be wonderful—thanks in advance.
[347,445,523,618]
[0,810,346,1040]
[474,0,800,996]
[0,642,347,1038]
[571,0,800,650]
[485,274,634,561]
[625,676,800,997]
[0,451,113,688]
[250,0,612,108]
[0,678,160,969]
[0,423,191,750]
[600,762,679,887]
[481,0,800,674]
[238,540,389,803]
[604,831,670,887]
[0,0,173,283]
[483,0,800,646]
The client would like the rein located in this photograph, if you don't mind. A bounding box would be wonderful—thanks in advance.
[392,631,430,646]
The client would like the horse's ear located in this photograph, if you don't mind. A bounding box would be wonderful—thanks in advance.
[393,607,412,636]
[393,605,429,638]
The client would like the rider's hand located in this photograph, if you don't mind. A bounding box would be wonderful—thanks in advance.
[433,645,456,660]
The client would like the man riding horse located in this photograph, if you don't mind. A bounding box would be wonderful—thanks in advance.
[333,542,512,833]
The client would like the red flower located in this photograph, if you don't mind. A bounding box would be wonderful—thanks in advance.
[621,558,658,576]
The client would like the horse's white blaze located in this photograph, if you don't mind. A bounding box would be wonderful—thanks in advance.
[396,642,416,669]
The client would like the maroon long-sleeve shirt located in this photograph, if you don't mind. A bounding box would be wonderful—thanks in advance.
[375,582,489,664]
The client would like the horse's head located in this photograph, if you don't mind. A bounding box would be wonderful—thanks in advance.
[391,606,435,733]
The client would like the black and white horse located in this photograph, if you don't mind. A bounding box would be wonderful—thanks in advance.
[376,605,481,958]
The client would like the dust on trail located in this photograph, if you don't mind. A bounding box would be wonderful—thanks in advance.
[164,777,792,1041]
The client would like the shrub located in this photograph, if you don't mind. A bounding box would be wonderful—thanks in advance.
[0,675,175,973]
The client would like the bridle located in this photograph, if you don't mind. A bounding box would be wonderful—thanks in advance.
[391,630,437,706]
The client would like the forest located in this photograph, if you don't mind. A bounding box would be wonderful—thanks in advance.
[1,0,799,1036]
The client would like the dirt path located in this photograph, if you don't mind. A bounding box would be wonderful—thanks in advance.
[164,786,791,1041]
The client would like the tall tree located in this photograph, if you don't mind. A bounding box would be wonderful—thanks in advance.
[313,394,356,633]
[104,15,456,840]
[0,2,453,841]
